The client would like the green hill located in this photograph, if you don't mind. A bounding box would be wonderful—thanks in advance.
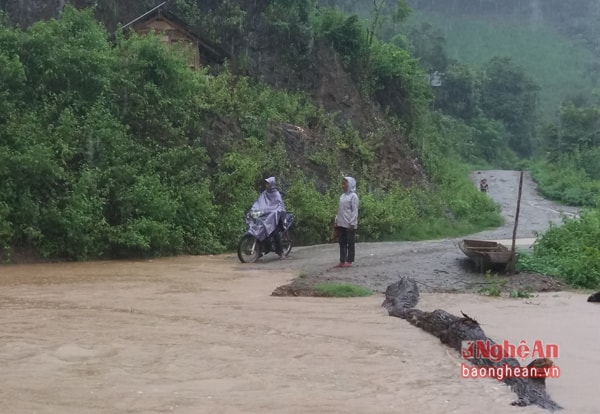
[405,11,598,118]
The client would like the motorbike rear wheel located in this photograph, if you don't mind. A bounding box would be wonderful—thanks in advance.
[238,234,261,263]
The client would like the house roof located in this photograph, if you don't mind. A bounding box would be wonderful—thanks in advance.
[121,3,229,65]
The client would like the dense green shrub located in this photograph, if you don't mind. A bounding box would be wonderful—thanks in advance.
[0,6,504,262]
[530,157,600,207]
[358,186,417,240]
[314,8,366,69]
[369,39,432,130]
[284,176,337,244]
[518,208,600,288]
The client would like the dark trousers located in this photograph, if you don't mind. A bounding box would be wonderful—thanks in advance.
[272,229,283,256]
[272,214,284,256]
[338,227,355,263]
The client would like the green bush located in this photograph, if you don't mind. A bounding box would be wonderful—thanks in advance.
[315,283,373,297]
[369,40,431,130]
[314,9,366,69]
[530,157,600,207]
[284,176,336,245]
[0,6,505,262]
[518,208,600,288]
[358,187,418,240]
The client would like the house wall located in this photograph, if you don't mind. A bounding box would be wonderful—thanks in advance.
[133,18,201,70]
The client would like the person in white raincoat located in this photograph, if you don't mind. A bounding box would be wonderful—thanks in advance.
[333,177,359,268]
[250,177,286,259]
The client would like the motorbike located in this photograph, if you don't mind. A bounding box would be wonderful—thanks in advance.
[237,209,294,263]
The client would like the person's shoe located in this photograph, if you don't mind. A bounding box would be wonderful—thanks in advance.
[333,262,344,268]
[279,255,287,260]
[343,262,353,268]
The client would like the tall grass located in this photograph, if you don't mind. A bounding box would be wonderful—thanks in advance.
[529,158,600,207]
[315,283,373,297]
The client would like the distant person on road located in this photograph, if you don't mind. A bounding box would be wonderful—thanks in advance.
[333,176,359,268]
[480,178,489,193]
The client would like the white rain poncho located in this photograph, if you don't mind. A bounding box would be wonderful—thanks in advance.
[249,177,286,241]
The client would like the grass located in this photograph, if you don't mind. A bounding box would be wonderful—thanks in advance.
[478,271,507,296]
[529,159,600,207]
[388,215,504,241]
[315,283,373,297]
[509,289,533,298]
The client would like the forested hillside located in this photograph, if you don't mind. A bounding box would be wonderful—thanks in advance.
[385,0,600,287]
[324,0,600,202]
[1,0,599,286]
[0,2,504,262]
[404,0,600,207]
[2,0,599,286]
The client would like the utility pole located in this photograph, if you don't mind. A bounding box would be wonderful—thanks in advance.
[507,170,524,273]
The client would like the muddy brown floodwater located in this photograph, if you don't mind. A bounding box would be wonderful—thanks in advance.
[1,170,597,413]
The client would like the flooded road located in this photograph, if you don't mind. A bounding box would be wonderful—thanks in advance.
[1,255,597,413]
[0,170,596,413]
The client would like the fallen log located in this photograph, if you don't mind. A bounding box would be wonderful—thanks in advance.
[382,277,562,411]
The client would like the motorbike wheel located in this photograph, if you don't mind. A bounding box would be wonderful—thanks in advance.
[281,231,292,257]
[238,235,261,263]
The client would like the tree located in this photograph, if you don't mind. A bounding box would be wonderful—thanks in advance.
[370,40,432,131]
[406,22,448,74]
[480,57,540,157]
[367,0,411,48]
[434,62,480,120]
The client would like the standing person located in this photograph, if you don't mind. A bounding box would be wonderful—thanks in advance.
[480,178,489,193]
[333,177,359,268]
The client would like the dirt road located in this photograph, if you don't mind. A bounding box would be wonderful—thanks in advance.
[0,170,592,414]
[272,170,579,294]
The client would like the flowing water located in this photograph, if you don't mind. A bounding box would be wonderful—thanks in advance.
[1,255,597,413]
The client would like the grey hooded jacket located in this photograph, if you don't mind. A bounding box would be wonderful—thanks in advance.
[335,177,359,229]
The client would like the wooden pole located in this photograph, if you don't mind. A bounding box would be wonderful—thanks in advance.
[507,170,524,273]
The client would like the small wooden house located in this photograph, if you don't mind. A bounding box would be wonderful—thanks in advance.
[122,4,227,70]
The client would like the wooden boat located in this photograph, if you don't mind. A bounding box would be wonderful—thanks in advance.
[460,170,524,274]
[458,239,513,272]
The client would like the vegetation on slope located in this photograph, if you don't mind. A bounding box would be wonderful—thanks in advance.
[2,1,599,290]
[404,11,597,118]
[518,208,600,289]
[328,0,600,288]
[0,6,501,262]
